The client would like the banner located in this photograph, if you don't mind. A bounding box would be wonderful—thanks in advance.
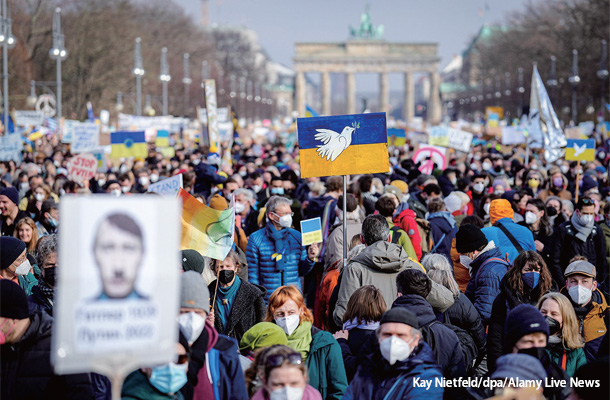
[68,153,97,183]
[501,126,527,145]
[14,110,44,127]
[71,121,100,154]
[413,145,447,175]
[110,131,148,159]
[429,126,449,147]
[148,174,183,196]
[204,80,220,150]
[0,133,23,162]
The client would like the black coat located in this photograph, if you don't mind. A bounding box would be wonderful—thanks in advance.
[27,285,53,316]
[441,293,486,363]
[193,162,227,198]
[0,312,94,399]
[336,328,377,382]
[208,279,266,342]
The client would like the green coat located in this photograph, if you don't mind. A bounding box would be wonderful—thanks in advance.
[306,327,348,400]
[546,346,587,377]
[17,272,38,296]
[122,370,184,400]
[386,219,417,260]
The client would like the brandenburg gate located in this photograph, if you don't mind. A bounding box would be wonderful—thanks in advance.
[293,9,442,123]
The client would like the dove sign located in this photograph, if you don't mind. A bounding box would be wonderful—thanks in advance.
[565,139,595,161]
[297,112,389,178]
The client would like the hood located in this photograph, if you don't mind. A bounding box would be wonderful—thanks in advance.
[427,211,456,229]
[469,244,503,271]
[352,241,417,273]
[392,295,437,327]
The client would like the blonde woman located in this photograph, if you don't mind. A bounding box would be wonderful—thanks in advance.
[538,292,587,376]
[14,217,39,255]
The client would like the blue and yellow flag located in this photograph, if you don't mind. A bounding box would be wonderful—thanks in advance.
[156,130,169,147]
[565,139,595,161]
[305,105,320,118]
[387,128,406,147]
[110,131,148,159]
[297,112,389,178]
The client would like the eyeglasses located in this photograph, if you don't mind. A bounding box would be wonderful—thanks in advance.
[272,211,294,218]
[266,352,302,368]
[176,353,189,365]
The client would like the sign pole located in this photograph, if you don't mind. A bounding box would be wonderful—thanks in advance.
[575,168,581,204]
[342,175,347,269]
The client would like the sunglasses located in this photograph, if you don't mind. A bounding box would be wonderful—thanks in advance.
[266,353,302,368]
[581,198,595,205]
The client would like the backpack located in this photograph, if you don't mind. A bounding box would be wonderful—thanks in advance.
[390,226,401,244]
[420,320,477,376]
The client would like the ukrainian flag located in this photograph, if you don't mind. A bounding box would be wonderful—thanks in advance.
[297,112,389,178]
[156,130,169,147]
[305,105,320,118]
[565,139,595,161]
[388,128,407,147]
[110,131,148,159]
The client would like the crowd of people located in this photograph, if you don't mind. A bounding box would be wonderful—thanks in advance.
[1,128,609,399]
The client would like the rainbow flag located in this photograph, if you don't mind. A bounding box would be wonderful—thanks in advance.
[178,188,234,260]
[110,131,148,159]
[156,130,169,147]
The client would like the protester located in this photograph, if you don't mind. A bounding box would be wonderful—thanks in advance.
[36,199,59,237]
[324,194,362,271]
[0,236,38,295]
[374,194,417,258]
[234,188,259,236]
[520,198,555,278]
[13,217,39,256]
[28,234,58,315]
[426,197,458,260]
[0,186,28,236]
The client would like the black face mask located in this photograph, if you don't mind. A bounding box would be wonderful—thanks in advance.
[546,206,558,217]
[517,346,549,365]
[43,266,56,287]
[218,269,235,285]
[545,316,561,336]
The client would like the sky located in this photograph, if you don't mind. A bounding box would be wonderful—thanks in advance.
[175,0,532,90]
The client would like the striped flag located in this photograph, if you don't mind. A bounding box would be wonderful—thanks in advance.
[110,131,148,159]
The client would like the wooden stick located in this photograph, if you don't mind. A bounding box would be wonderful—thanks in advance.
[575,168,581,204]
[211,259,220,312]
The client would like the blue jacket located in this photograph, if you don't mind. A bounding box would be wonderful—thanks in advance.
[246,224,315,303]
[193,162,227,198]
[427,211,457,261]
[343,341,443,400]
[482,218,535,263]
[465,246,509,325]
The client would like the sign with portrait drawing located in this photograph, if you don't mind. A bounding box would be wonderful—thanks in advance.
[52,196,181,378]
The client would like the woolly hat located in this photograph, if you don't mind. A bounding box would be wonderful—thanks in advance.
[444,193,463,213]
[581,175,598,193]
[384,185,402,200]
[0,280,30,319]
[239,322,288,353]
[489,199,514,225]
[390,180,408,194]
[208,194,228,211]
[491,354,546,382]
[381,307,419,329]
[456,225,488,254]
[503,304,549,352]
[181,249,205,274]
[0,237,26,270]
[0,187,19,206]
[180,271,210,313]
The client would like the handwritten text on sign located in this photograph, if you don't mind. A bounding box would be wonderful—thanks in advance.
[68,153,98,182]
[147,174,183,196]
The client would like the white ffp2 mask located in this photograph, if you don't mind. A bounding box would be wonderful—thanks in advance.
[275,314,300,336]
[568,285,593,306]
[380,336,414,365]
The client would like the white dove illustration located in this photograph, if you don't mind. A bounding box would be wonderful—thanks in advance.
[314,126,356,161]
[573,143,586,157]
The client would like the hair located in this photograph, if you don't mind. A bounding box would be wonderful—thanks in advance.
[261,345,307,384]
[280,170,298,187]
[357,174,373,193]
[342,285,387,325]
[396,269,431,298]
[537,293,584,350]
[527,198,552,237]
[36,233,58,267]
[265,195,292,216]
[604,201,610,215]
[338,194,358,213]
[244,345,303,398]
[361,214,390,245]
[13,217,39,254]
[212,249,241,273]
[265,285,314,323]
[375,195,397,217]
[325,176,343,193]
[41,199,59,214]
[461,215,485,228]
[577,197,594,211]
[94,213,143,250]
[350,234,363,250]
[422,254,460,299]
[427,197,445,213]
[505,250,552,297]
[423,183,441,196]
[233,188,255,204]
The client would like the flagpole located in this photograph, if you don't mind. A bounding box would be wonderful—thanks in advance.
[575,169,581,204]
[342,175,347,269]
[211,259,220,312]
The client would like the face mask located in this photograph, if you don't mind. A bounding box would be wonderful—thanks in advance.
[525,211,538,225]
[111,189,121,197]
[149,363,188,394]
[560,165,570,174]
[380,336,414,365]
[42,266,57,287]
[546,206,558,217]
[234,202,246,214]
[273,213,292,229]
[568,285,593,305]
[522,271,540,289]
[252,184,262,193]
[119,165,129,174]
[483,203,491,215]
[150,174,159,183]
[34,193,45,202]
[46,214,58,228]
[581,213,595,225]
[0,319,16,345]
[473,182,485,193]
[553,177,563,187]
[530,164,539,170]
[402,193,410,203]
[271,187,285,195]
[122,186,131,193]
[450,177,457,185]
[528,178,540,188]
[139,177,150,186]
[218,269,235,285]
[13,259,31,276]
[545,316,561,336]
[370,186,377,195]
[459,255,473,271]
[177,312,206,344]
[470,163,479,171]
[517,346,547,362]
[270,386,304,400]
[193,159,201,166]
[494,165,503,173]
[20,182,30,191]
[482,161,492,171]
[494,189,505,195]
[97,179,106,187]
[275,314,300,336]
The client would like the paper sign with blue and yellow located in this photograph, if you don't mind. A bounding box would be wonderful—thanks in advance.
[110,131,148,159]
[297,112,389,178]
[565,139,595,161]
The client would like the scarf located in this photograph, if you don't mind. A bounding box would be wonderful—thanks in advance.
[286,320,313,361]
[571,211,594,242]
[38,279,55,303]
[265,223,297,272]
[342,318,380,331]
[427,211,456,228]
[216,276,241,334]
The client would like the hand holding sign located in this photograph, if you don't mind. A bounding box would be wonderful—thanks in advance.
[308,242,320,262]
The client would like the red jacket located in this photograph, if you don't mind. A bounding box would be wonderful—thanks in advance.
[393,209,422,260]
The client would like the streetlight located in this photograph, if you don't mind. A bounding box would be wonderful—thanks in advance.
[597,39,609,119]
[159,47,171,116]
[48,8,67,122]
[144,94,155,116]
[132,37,145,116]
[26,80,37,108]
[1,0,17,133]
[229,75,236,98]
[547,55,558,102]
[568,49,580,124]
[517,67,525,117]
[115,92,124,112]
[182,53,191,116]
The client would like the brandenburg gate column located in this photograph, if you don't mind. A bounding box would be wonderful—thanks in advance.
[404,71,414,123]
[295,70,306,117]
[321,71,331,116]
[379,72,389,114]
[346,72,356,114]
[428,71,442,124]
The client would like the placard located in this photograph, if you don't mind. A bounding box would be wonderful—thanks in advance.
[14,110,45,127]
[72,121,100,153]
[0,133,23,162]
[565,139,595,161]
[148,174,183,197]
[68,153,97,183]
[413,145,447,175]
[300,217,322,246]
[447,128,474,153]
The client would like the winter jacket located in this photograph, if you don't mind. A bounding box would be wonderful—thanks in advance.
[306,326,348,400]
[16,272,38,296]
[464,244,509,325]
[246,224,315,303]
[546,345,587,377]
[392,295,466,380]
[427,211,457,261]
[336,328,377,381]
[560,286,609,361]
[393,208,422,260]
[343,340,444,400]
[450,237,470,293]
[486,276,549,370]
[602,223,610,277]
[386,218,417,260]
[121,369,185,400]
[314,269,339,331]
[27,284,53,316]
[437,174,455,197]
[208,279,266,342]
[305,195,337,221]
[324,218,362,270]
[193,162,227,198]
[407,192,427,220]
[333,241,455,326]
[441,292,486,364]
[482,218,536,263]
[0,312,94,399]
[551,222,608,288]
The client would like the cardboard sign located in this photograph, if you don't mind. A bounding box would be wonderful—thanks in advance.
[53,196,181,378]
[148,174,183,197]
[429,126,449,147]
[501,126,527,145]
[447,128,474,153]
[204,80,220,149]
[68,153,97,182]
[565,127,584,139]
[0,133,23,162]
[565,139,595,161]
[413,145,447,175]
[387,128,406,147]
[71,121,100,153]
[14,110,45,127]
[301,218,322,246]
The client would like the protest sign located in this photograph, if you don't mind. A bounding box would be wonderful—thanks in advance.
[53,196,181,381]
[0,133,23,162]
[92,151,107,172]
[485,106,504,120]
[301,218,322,246]
[297,112,389,178]
[429,126,449,147]
[148,174,183,196]
[565,139,595,161]
[62,119,78,143]
[501,126,527,145]
[68,153,97,182]
[578,121,595,136]
[14,110,44,127]
[387,128,406,147]
[197,107,208,125]
[71,121,100,153]
[413,145,447,175]
[447,128,474,153]
[217,107,229,122]
[204,80,220,150]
